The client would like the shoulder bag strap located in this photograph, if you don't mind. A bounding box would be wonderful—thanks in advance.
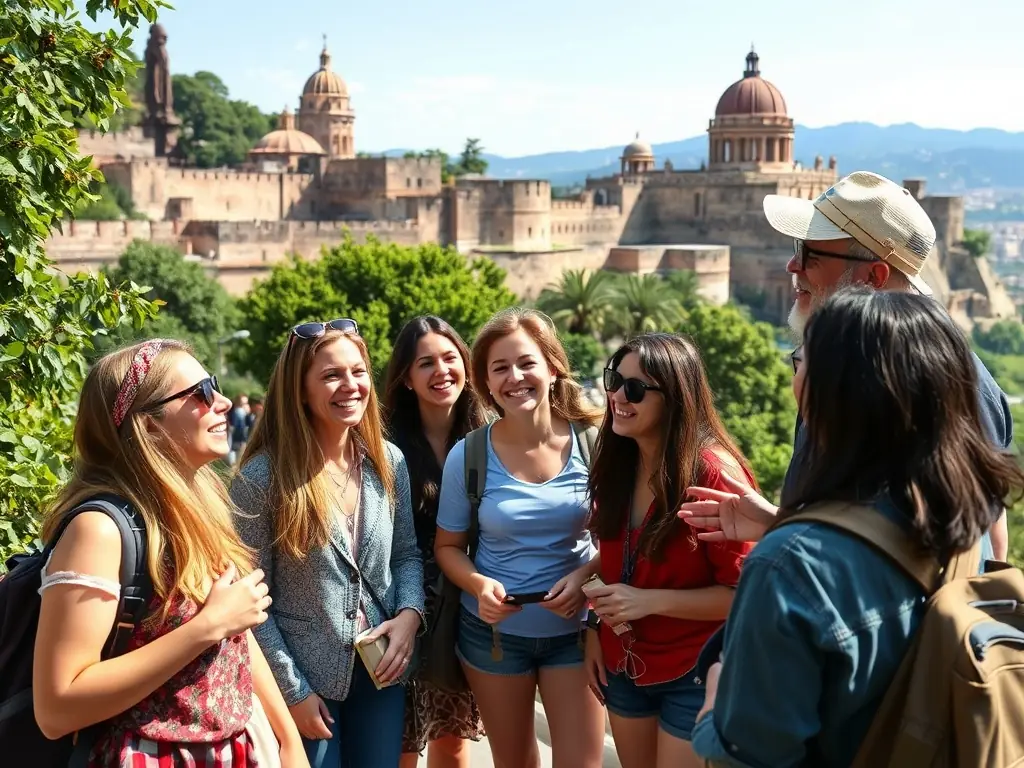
[463,426,489,561]
[774,502,941,593]
[571,422,599,468]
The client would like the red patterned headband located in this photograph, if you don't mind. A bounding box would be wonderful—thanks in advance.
[112,339,171,428]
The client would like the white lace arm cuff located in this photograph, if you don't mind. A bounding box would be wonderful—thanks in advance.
[39,551,121,599]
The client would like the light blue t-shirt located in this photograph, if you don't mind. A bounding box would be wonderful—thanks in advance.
[436,424,595,638]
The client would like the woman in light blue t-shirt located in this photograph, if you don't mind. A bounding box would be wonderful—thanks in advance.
[435,307,607,768]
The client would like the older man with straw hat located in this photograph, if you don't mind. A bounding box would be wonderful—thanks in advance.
[679,170,1011,559]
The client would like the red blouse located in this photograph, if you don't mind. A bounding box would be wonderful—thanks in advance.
[596,451,755,686]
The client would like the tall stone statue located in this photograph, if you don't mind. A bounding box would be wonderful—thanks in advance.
[143,23,180,158]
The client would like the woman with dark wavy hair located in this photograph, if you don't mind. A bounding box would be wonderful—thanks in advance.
[690,288,1024,767]
[585,332,755,768]
[382,316,488,768]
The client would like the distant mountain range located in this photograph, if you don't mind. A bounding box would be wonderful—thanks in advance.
[385,123,1024,194]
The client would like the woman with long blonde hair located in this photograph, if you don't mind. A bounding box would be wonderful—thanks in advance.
[435,307,607,768]
[33,339,306,767]
[231,319,425,768]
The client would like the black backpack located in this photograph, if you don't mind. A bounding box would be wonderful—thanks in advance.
[0,494,151,767]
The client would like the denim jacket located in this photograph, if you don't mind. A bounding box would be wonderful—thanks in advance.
[690,499,927,768]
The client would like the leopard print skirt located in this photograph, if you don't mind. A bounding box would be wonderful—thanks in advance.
[402,556,485,754]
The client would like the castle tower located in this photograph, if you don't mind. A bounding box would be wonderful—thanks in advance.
[297,35,355,159]
[707,46,794,170]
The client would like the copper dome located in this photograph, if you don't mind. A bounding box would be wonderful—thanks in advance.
[302,41,348,97]
[251,109,326,156]
[715,48,787,117]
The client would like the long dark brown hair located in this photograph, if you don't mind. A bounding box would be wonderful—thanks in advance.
[782,287,1024,556]
[382,316,488,527]
[589,332,753,559]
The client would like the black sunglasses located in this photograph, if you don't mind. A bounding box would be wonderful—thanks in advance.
[603,368,661,404]
[790,346,804,374]
[290,318,359,341]
[148,375,221,410]
[793,239,878,271]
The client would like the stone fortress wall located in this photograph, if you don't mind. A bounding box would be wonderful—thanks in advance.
[48,39,1011,327]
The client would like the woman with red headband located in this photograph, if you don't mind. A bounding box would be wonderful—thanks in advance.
[32,339,307,766]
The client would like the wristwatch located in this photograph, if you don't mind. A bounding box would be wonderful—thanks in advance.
[583,609,601,631]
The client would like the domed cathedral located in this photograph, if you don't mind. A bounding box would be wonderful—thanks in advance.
[249,107,326,172]
[708,47,793,168]
[297,36,356,159]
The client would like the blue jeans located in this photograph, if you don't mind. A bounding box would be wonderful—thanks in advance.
[303,661,406,768]
[456,608,583,676]
[601,669,705,741]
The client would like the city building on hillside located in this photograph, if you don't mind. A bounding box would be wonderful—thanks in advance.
[54,40,1013,329]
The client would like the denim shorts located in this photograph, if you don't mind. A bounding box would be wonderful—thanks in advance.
[456,608,583,676]
[600,669,705,741]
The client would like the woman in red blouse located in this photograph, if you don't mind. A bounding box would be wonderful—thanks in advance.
[584,332,755,768]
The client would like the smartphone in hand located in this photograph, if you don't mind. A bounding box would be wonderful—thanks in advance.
[503,591,549,606]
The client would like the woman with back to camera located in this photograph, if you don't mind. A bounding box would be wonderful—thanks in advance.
[584,333,755,768]
[231,319,425,768]
[382,316,488,768]
[33,339,307,766]
[688,288,1024,767]
[434,307,607,768]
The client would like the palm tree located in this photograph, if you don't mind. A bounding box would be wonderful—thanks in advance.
[536,269,616,336]
[609,273,684,339]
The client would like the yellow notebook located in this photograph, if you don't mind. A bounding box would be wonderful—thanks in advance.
[355,628,400,690]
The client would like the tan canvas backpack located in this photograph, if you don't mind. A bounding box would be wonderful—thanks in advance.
[778,501,1024,767]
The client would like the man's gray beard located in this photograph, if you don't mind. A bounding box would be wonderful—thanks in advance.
[786,266,859,341]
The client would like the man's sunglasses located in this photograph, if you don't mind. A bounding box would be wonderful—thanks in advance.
[290,318,359,341]
[603,368,661,404]
[148,376,221,410]
[793,239,878,271]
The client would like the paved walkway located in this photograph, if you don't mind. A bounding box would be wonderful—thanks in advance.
[416,699,620,767]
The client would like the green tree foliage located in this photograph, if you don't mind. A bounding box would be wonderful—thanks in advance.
[100,241,242,367]
[454,138,488,176]
[173,72,277,168]
[680,303,797,498]
[0,0,162,564]
[962,228,992,259]
[237,235,517,382]
[974,319,1024,357]
[75,48,144,132]
[73,179,143,220]
[561,332,607,379]
[537,268,615,335]
[609,273,684,339]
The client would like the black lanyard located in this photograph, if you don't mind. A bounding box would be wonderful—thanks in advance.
[620,508,642,585]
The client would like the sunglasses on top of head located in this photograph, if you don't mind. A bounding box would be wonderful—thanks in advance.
[290,318,359,342]
[603,368,661,404]
[147,375,221,411]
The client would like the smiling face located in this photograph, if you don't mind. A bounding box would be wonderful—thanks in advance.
[303,336,371,431]
[787,239,866,334]
[407,332,466,410]
[608,351,664,441]
[485,327,556,416]
[152,352,232,470]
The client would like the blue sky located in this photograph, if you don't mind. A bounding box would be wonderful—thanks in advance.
[93,0,1022,157]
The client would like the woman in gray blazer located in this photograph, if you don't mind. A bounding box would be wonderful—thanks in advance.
[231,319,425,768]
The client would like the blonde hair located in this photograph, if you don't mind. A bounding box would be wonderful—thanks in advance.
[471,307,602,427]
[241,331,395,559]
[43,340,252,609]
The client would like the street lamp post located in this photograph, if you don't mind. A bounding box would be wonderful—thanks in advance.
[217,329,250,377]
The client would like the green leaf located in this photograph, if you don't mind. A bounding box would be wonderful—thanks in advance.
[20,435,41,453]
[9,475,32,488]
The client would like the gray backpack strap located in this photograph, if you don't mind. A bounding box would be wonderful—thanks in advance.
[463,426,489,560]
[571,421,599,468]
